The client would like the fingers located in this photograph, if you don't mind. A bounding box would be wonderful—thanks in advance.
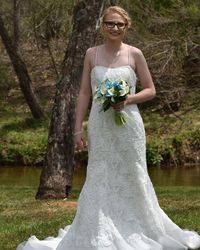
[75,140,84,149]
[74,137,87,150]
[111,101,125,111]
[76,141,84,149]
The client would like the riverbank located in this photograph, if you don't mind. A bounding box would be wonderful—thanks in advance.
[0,98,199,167]
[0,185,199,250]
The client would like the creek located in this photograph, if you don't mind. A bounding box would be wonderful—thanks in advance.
[0,165,199,188]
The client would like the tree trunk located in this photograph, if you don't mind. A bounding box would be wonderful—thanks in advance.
[13,0,20,50]
[0,15,44,119]
[36,0,106,199]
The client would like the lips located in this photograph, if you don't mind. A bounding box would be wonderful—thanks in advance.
[109,32,121,36]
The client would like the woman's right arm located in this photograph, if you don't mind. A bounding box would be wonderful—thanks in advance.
[74,49,92,147]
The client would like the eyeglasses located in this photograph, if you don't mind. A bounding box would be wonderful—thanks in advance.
[103,21,127,30]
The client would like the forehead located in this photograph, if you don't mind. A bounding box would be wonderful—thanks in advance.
[104,12,126,22]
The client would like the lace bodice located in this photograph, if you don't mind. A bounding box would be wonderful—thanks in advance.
[90,65,137,95]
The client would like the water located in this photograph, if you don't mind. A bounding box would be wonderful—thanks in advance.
[148,165,200,186]
[0,165,199,188]
[0,165,86,188]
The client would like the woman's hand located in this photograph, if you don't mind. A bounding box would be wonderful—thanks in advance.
[111,97,129,111]
[74,134,86,149]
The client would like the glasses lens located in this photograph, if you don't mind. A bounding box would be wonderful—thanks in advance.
[104,22,126,29]
[104,22,115,28]
[117,23,126,28]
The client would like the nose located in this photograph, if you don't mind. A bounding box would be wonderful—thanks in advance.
[113,24,119,31]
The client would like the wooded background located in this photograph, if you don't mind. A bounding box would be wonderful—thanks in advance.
[0,0,199,198]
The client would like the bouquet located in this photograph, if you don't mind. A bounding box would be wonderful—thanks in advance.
[94,78,131,126]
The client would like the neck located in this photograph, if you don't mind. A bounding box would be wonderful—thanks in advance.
[104,40,123,53]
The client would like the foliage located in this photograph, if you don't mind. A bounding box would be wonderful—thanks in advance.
[143,100,200,166]
[154,0,176,10]
[24,0,74,41]
[0,115,49,165]
[186,4,200,23]
[189,129,200,148]
[0,0,75,40]
[0,0,200,166]
[146,138,163,166]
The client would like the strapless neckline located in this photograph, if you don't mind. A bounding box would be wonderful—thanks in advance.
[91,65,136,80]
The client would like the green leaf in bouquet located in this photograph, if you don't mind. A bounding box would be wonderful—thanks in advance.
[120,114,128,124]
[114,111,128,126]
[103,99,111,112]
[115,112,122,126]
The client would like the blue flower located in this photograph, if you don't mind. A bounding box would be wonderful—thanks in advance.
[105,79,112,88]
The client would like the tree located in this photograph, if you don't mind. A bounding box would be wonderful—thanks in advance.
[0,14,44,119]
[13,0,19,50]
[36,0,107,199]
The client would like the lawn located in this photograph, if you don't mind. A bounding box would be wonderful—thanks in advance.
[0,185,200,250]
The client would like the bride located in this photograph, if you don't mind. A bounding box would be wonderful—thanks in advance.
[17,5,200,250]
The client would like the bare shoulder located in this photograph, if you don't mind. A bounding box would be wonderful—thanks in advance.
[85,45,103,68]
[86,46,95,55]
[85,47,94,60]
[83,47,95,69]
[129,45,144,59]
[129,45,149,72]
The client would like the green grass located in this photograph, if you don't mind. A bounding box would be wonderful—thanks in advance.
[157,187,200,231]
[0,185,77,250]
[0,106,49,165]
[0,185,200,250]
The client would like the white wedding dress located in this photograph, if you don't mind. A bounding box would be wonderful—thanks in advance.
[17,47,200,250]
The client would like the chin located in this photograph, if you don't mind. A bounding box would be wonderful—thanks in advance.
[107,35,122,41]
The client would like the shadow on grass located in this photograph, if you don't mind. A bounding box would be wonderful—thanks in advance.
[2,117,45,131]
[0,116,50,138]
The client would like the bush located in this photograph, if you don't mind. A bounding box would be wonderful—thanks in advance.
[0,132,48,165]
[146,138,163,166]
[0,117,48,165]
[186,4,200,23]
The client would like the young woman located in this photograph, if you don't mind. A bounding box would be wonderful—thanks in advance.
[17,6,200,250]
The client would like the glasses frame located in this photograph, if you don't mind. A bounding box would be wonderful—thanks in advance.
[103,21,127,30]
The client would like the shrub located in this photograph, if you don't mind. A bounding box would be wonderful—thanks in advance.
[146,138,163,166]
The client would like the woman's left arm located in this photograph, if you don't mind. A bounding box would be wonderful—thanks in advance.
[126,48,156,105]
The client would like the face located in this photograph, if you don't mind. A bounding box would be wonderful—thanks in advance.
[102,12,127,41]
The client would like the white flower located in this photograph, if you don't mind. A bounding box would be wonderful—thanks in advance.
[100,82,107,95]
[107,87,115,96]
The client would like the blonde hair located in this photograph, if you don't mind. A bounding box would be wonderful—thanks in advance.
[100,6,131,28]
